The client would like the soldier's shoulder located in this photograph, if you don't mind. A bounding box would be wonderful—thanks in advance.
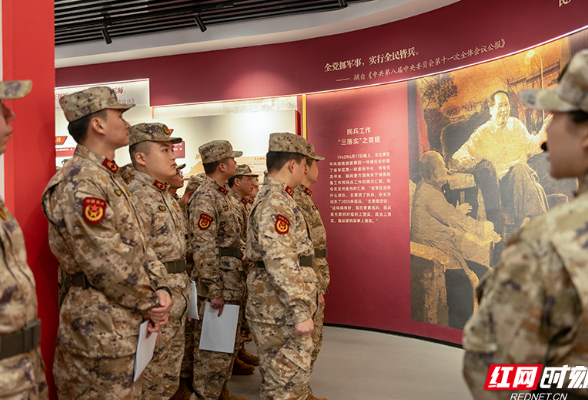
[44,156,105,196]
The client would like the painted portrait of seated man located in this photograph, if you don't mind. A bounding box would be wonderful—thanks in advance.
[411,151,500,328]
[450,90,548,237]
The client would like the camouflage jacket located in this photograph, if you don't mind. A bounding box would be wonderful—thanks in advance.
[0,196,45,392]
[246,177,316,325]
[188,176,244,301]
[229,189,250,248]
[129,171,190,320]
[294,184,330,295]
[42,145,165,358]
[462,175,588,398]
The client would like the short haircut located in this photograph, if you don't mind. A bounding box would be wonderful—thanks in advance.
[419,151,443,182]
[228,175,244,188]
[203,157,229,175]
[488,90,509,108]
[67,109,108,144]
[305,157,316,167]
[558,64,588,124]
[266,151,305,173]
[129,141,152,169]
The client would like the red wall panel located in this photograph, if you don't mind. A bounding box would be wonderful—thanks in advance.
[3,0,57,397]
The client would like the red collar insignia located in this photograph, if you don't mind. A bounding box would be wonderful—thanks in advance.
[241,198,248,205]
[285,186,294,197]
[102,158,119,173]
[248,199,254,204]
[304,188,312,196]
[153,180,167,191]
[218,186,229,195]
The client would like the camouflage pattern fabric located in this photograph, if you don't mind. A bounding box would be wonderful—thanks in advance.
[198,140,242,164]
[246,176,317,400]
[128,123,182,146]
[462,173,588,399]
[180,318,195,380]
[294,184,329,371]
[0,80,32,100]
[59,86,134,122]
[191,297,242,400]
[53,350,141,400]
[42,146,164,362]
[0,197,47,399]
[119,163,136,184]
[267,132,311,155]
[249,321,313,400]
[246,177,317,326]
[188,175,245,399]
[129,170,190,399]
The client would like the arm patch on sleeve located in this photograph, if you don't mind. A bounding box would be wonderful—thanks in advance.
[275,214,290,234]
[198,213,214,230]
[83,197,106,225]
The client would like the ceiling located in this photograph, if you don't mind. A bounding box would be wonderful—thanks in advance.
[55,0,372,47]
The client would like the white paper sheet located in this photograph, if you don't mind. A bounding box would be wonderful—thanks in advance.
[199,302,239,354]
[186,281,200,320]
[133,320,158,382]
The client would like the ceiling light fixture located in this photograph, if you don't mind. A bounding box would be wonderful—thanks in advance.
[194,14,207,32]
[101,26,112,44]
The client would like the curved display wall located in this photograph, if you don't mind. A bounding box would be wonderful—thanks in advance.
[55,0,588,344]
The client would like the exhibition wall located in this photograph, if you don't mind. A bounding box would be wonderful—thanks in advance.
[53,0,588,346]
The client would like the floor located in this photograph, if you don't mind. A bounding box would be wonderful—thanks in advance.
[228,326,472,400]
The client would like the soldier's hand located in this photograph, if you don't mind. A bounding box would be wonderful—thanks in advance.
[210,297,225,317]
[149,289,173,325]
[146,319,162,346]
[294,318,314,336]
[241,249,248,266]
[318,294,325,305]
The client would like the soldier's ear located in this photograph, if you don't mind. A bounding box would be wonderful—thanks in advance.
[90,117,106,136]
[134,151,148,167]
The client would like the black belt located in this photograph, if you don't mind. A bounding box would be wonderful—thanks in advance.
[256,255,313,269]
[165,259,186,274]
[0,319,41,361]
[219,247,242,259]
[71,272,91,289]
[314,248,328,258]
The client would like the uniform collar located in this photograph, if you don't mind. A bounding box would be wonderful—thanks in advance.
[75,145,119,174]
[267,177,294,197]
[205,175,230,195]
[299,183,312,197]
[135,170,168,193]
[229,189,248,205]
[577,170,588,197]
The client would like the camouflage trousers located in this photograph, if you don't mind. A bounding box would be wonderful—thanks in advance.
[310,301,325,372]
[249,322,313,400]
[142,318,185,399]
[239,288,252,346]
[190,296,242,400]
[54,350,141,399]
[0,347,47,400]
[180,318,195,379]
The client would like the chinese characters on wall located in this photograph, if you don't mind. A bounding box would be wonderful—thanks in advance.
[329,126,392,224]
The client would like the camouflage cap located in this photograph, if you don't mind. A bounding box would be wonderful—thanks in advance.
[0,80,32,100]
[128,123,182,146]
[199,140,243,164]
[119,163,136,182]
[185,173,206,193]
[520,49,588,113]
[252,176,260,187]
[235,164,258,177]
[59,86,135,122]
[176,163,186,171]
[306,144,325,161]
[268,132,310,156]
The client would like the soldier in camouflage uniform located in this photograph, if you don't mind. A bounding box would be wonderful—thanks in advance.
[42,87,172,399]
[173,173,207,400]
[127,123,191,399]
[120,163,136,184]
[188,141,248,400]
[293,144,329,392]
[0,80,48,399]
[246,132,319,400]
[228,164,260,375]
[248,176,260,201]
[463,50,588,399]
